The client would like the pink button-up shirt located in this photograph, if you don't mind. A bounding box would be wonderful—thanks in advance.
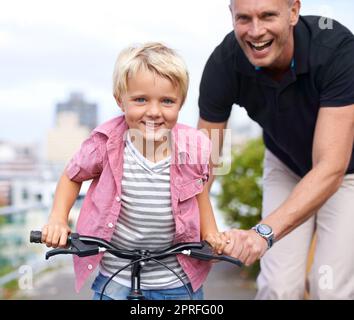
[66,115,213,293]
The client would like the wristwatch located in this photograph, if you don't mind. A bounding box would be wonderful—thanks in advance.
[252,224,274,249]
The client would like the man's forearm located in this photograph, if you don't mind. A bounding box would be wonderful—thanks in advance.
[262,163,345,241]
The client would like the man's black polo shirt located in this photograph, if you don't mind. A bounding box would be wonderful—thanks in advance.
[199,15,354,177]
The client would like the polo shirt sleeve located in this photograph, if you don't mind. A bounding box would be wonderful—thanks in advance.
[65,132,105,182]
[320,39,354,107]
[198,51,236,123]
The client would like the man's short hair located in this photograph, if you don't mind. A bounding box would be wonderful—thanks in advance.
[230,0,295,7]
[112,42,189,106]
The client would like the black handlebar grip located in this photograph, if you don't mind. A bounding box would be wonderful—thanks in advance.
[30,230,42,243]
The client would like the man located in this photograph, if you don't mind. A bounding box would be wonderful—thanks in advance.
[198,0,354,299]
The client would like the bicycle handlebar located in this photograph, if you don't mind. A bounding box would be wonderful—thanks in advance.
[30,230,42,243]
[30,230,243,267]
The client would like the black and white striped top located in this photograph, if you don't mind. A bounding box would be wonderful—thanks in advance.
[100,135,188,289]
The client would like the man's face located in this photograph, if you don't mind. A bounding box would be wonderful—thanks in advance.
[230,0,300,69]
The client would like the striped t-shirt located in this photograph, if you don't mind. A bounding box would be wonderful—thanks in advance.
[100,134,188,289]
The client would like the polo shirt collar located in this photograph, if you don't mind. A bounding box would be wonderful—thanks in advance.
[293,16,310,75]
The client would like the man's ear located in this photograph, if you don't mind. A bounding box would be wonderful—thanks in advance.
[229,4,233,20]
[229,3,237,28]
[290,0,301,26]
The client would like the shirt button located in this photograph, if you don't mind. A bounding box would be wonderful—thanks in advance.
[179,153,186,163]
[108,222,114,228]
[196,179,203,186]
[87,264,93,270]
[115,195,121,202]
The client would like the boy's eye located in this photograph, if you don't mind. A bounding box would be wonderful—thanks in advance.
[134,97,146,103]
[162,98,175,105]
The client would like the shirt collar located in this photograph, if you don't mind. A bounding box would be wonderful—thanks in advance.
[125,131,171,172]
[254,58,295,71]
[293,15,310,75]
[171,123,209,166]
[94,116,202,165]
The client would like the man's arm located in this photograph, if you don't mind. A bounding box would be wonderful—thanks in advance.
[225,105,354,265]
[263,105,354,240]
[197,118,228,192]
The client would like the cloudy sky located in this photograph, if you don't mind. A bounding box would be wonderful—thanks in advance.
[1,0,353,144]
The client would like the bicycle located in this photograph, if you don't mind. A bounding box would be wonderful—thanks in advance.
[29,230,242,300]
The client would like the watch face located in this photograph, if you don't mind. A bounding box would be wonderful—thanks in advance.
[257,224,272,235]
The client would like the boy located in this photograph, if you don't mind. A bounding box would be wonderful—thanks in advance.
[42,42,228,300]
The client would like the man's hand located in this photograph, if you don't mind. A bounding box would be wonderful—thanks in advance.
[223,229,268,266]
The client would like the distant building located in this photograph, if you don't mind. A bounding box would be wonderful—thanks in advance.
[46,112,90,165]
[46,92,98,166]
[0,91,98,209]
[0,142,38,176]
[0,141,40,206]
[0,180,10,206]
[56,92,98,131]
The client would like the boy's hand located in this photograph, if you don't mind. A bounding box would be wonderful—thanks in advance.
[41,216,71,248]
[204,231,230,255]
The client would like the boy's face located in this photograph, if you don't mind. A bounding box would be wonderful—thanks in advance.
[118,69,182,147]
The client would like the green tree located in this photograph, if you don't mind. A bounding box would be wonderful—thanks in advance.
[216,137,265,278]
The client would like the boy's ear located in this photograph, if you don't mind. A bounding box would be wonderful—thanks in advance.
[119,102,125,112]
[115,96,125,112]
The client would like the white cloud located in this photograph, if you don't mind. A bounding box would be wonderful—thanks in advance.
[0,0,353,143]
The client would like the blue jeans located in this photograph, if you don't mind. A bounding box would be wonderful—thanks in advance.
[91,272,204,300]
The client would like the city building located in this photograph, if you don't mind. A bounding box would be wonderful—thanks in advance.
[0,141,40,206]
[55,92,98,131]
[46,111,90,165]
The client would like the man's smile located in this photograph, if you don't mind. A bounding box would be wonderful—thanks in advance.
[247,39,274,52]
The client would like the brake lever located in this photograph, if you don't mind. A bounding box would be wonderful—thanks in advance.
[217,255,243,267]
[45,233,100,259]
[189,241,243,267]
[70,233,100,257]
[45,248,77,260]
[45,245,100,259]
[188,241,216,261]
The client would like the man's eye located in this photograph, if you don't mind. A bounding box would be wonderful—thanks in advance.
[237,16,250,23]
[263,13,276,19]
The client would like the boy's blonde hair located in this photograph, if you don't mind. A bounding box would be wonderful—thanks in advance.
[113,42,189,106]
